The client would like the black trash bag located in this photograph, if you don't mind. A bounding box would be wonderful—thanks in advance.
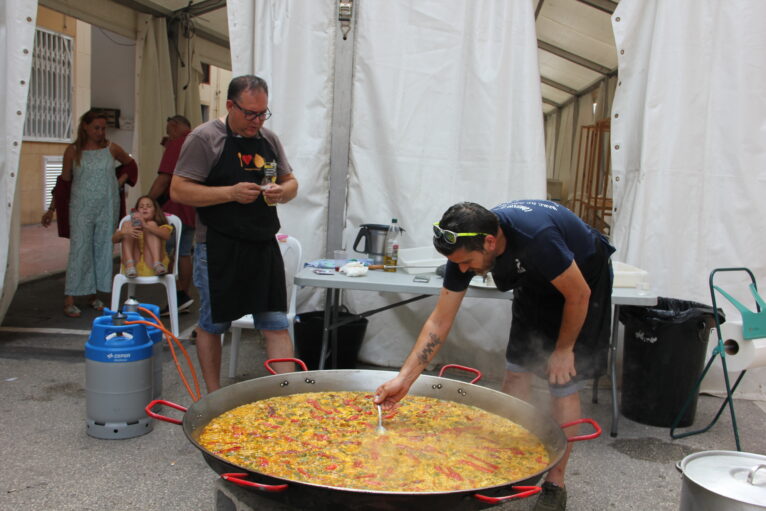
[622,297,725,325]
[294,309,368,370]
[619,297,725,428]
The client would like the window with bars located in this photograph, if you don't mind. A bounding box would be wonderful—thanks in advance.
[43,155,63,210]
[24,28,74,142]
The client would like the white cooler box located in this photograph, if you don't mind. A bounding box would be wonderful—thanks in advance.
[398,247,447,274]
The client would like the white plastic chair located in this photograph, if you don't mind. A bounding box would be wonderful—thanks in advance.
[110,213,183,336]
[226,234,303,378]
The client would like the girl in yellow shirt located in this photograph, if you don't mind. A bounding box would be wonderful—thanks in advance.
[113,195,173,277]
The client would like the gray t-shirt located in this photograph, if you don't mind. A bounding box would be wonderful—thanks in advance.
[174,118,293,243]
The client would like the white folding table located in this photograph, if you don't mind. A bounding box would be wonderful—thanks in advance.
[294,267,657,436]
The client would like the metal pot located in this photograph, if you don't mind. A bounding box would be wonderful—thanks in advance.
[678,450,766,510]
[352,224,390,264]
[148,362,600,511]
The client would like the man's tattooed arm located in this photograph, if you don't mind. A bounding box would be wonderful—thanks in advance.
[417,332,442,365]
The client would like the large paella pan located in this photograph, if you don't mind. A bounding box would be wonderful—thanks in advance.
[147,361,599,511]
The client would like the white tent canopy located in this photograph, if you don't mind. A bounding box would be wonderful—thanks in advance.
[0,0,38,318]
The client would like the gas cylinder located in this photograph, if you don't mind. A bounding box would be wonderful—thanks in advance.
[122,298,164,398]
[85,312,154,439]
[103,299,164,399]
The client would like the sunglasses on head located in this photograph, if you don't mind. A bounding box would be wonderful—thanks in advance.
[432,222,490,244]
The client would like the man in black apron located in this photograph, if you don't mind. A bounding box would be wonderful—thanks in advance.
[171,75,299,392]
[375,201,614,511]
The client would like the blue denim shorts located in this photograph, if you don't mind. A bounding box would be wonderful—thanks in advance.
[167,224,196,257]
[505,360,586,398]
[193,243,289,335]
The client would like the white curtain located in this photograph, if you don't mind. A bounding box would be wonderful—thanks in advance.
[134,14,176,198]
[228,1,545,378]
[544,110,558,186]
[228,0,337,282]
[611,0,766,307]
[346,1,544,374]
[553,101,576,205]
[0,0,38,319]
[612,0,766,400]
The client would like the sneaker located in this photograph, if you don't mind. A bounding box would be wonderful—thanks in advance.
[533,482,567,511]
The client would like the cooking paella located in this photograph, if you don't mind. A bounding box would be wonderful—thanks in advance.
[198,391,549,492]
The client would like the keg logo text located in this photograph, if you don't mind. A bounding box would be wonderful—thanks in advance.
[106,353,132,360]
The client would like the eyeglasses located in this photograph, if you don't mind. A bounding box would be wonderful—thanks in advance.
[231,100,272,121]
[432,222,490,244]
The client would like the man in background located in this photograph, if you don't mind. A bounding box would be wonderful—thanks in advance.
[147,115,195,314]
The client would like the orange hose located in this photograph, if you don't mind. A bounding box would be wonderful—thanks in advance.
[126,318,200,401]
[123,307,201,401]
[137,307,201,399]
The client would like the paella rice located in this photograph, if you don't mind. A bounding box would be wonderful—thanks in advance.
[198,391,549,492]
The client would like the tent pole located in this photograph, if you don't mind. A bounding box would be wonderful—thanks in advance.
[326,0,357,257]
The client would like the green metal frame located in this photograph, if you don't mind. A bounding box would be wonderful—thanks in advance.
[670,267,764,451]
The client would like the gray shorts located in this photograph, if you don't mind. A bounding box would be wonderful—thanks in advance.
[505,360,586,398]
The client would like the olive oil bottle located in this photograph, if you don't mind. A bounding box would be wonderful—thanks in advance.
[383,218,401,272]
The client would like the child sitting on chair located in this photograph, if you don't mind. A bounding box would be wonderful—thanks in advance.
[112,195,173,277]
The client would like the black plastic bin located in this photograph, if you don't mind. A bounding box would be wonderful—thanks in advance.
[619,297,722,427]
[294,310,368,370]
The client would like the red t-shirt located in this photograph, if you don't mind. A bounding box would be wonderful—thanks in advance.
[158,134,196,227]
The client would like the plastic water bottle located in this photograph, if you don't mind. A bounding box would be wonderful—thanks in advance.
[383,218,401,272]
[262,161,277,206]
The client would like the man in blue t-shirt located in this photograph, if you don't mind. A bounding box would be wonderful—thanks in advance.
[375,200,615,511]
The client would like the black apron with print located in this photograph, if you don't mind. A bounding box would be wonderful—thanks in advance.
[197,119,286,323]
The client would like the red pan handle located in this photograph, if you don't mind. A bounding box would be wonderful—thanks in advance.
[438,364,483,383]
[222,473,288,492]
[561,418,602,442]
[473,485,541,503]
[145,399,187,425]
[264,358,308,374]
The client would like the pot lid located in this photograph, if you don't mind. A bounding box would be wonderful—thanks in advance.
[680,450,766,506]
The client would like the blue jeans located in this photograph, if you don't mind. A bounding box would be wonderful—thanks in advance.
[193,243,288,335]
